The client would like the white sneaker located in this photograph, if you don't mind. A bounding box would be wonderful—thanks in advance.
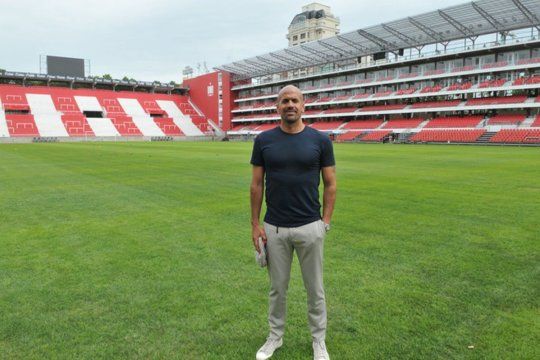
[256,337,283,360]
[313,340,330,360]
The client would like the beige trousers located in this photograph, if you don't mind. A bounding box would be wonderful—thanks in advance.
[263,220,327,341]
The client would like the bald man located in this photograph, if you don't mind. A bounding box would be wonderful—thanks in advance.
[250,85,337,360]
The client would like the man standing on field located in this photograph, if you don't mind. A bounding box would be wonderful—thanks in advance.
[250,85,337,360]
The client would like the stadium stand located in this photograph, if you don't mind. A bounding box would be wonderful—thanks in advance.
[333,95,352,101]
[0,85,208,139]
[451,65,475,73]
[465,96,528,106]
[254,122,279,131]
[489,129,540,143]
[512,75,540,85]
[373,90,393,97]
[411,100,462,108]
[410,129,486,143]
[531,115,540,127]
[351,93,370,100]
[322,107,358,114]
[4,114,40,137]
[223,1,539,144]
[321,107,357,114]
[482,61,508,69]
[60,114,95,136]
[153,117,184,136]
[423,116,484,128]
[478,79,507,88]
[108,115,144,136]
[336,130,363,141]
[309,121,343,130]
[382,118,424,129]
[420,85,443,93]
[26,94,69,137]
[487,114,526,125]
[2,0,539,145]
[341,119,384,129]
[517,57,540,65]
[447,82,473,91]
[0,85,31,111]
[359,130,392,142]
[396,87,417,95]
[359,104,407,112]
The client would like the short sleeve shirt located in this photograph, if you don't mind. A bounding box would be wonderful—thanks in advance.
[250,126,335,227]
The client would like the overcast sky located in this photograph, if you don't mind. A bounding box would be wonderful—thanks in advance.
[0,0,468,82]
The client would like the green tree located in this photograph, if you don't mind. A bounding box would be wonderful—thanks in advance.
[102,74,112,80]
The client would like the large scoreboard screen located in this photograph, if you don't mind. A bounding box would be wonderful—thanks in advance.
[46,55,85,77]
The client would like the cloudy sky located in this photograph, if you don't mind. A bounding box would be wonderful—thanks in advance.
[0,0,467,82]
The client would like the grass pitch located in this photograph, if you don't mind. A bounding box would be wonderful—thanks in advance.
[0,142,538,359]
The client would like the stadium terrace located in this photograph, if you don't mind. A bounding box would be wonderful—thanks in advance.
[1,0,539,145]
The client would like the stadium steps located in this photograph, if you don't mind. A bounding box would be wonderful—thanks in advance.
[336,122,349,131]
[73,96,121,136]
[476,131,497,143]
[0,111,9,137]
[398,132,414,143]
[519,116,537,127]
[417,119,430,129]
[117,98,166,137]
[74,96,103,113]
[206,119,225,137]
[156,100,204,136]
[476,118,488,128]
[26,94,69,137]
[86,118,121,136]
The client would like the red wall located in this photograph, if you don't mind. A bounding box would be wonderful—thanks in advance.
[182,71,233,130]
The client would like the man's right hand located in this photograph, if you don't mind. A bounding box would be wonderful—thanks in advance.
[252,224,267,253]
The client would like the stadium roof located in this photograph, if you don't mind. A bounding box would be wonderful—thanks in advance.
[0,71,186,92]
[217,0,540,80]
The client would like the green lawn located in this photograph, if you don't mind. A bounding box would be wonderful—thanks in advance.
[0,142,538,359]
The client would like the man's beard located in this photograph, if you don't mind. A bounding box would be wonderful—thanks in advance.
[282,113,301,124]
[283,116,298,124]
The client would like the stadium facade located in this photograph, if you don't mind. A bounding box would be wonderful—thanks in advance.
[0,0,539,144]
[219,0,540,144]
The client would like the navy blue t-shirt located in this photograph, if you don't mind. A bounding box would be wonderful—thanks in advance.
[250,126,335,227]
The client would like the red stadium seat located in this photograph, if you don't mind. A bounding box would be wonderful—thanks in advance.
[60,114,95,136]
[410,129,485,142]
[359,104,407,112]
[466,96,527,106]
[336,130,363,141]
[359,130,391,142]
[342,119,384,129]
[411,100,461,108]
[321,107,357,114]
[309,121,343,130]
[153,117,184,135]
[424,116,484,128]
[382,118,424,129]
[5,114,40,137]
[531,115,540,127]
[490,129,540,143]
[487,114,526,125]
